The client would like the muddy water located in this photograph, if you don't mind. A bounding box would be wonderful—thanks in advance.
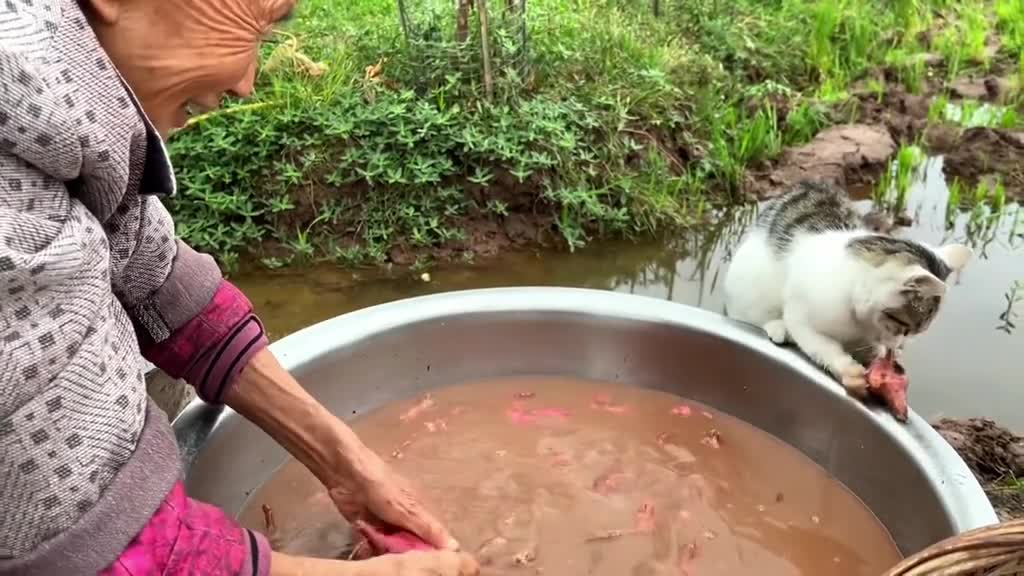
[239,377,901,574]
[235,158,1023,431]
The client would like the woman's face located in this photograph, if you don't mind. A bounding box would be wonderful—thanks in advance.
[85,0,297,138]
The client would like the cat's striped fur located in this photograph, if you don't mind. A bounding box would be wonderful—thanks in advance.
[724,181,971,395]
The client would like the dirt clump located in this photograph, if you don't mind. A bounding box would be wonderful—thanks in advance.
[387,175,558,267]
[935,128,1024,200]
[747,124,897,198]
[846,87,931,144]
[947,76,1017,104]
[933,418,1024,522]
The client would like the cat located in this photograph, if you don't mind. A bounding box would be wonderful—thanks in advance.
[723,180,972,396]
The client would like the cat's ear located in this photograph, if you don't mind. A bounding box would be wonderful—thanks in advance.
[904,273,947,296]
[935,243,972,272]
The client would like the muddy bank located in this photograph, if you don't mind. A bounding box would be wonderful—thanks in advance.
[931,128,1024,199]
[933,418,1024,522]
[745,124,896,198]
[854,81,1024,198]
[747,77,1024,200]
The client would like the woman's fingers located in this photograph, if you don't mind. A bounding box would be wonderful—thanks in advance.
[325,448,460,551]
[376,550,480,576]
[361,465,459,550]
[386,497,459,551]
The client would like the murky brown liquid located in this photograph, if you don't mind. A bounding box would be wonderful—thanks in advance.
[239,377,901,575]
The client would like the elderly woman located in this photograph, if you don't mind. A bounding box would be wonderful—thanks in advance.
[0,0,479,575]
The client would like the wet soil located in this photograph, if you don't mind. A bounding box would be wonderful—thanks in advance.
[746,74,1022,200]
[933,419,1024,522]
[745,124,897,198]
[934,128,1024,199]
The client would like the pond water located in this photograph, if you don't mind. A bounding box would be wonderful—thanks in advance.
[235,158,1024,432]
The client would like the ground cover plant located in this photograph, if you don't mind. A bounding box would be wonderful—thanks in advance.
[166,0,1024,272]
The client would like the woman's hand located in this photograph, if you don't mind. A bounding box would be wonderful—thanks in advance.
[226,349,459,551]
[327,445,457,551]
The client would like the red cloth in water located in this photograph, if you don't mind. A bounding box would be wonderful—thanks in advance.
[357,522,436,555]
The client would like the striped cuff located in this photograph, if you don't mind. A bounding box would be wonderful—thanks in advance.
[242,529,272,576]
[142,280,269,404]
[184,314,268,403]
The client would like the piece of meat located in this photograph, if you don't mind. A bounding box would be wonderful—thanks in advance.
[700,429,721,449]
[591,394,629,414]
[399,394,436,422]
[424,419,448,432]
[866,351,910,422]
[506,402,570,424]
[670,404,692,417]
[634,501,656,533]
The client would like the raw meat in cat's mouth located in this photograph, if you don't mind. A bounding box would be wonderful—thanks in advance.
[866,350,909,422]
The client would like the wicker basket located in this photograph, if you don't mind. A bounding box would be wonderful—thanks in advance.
[883,520,1024,575]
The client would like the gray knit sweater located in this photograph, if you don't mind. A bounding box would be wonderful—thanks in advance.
[0,0,249,573]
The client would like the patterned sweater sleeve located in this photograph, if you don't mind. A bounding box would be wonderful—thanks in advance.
[109,196,269,404]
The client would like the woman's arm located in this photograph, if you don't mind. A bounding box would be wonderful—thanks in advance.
[223,348,369,490]
[224,348,458,551]
[105,195,456,550]
[111,195,269,405]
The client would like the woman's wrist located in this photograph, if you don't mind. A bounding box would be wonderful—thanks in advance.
[225,347,369,489]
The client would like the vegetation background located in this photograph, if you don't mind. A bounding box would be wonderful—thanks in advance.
[166,0,1024,273]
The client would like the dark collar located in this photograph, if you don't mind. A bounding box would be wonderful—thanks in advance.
[115,72,177,198]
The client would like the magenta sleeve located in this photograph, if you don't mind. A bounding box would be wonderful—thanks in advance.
[141,280,269,404]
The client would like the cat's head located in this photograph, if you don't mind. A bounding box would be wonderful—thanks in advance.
[849,236,972,349]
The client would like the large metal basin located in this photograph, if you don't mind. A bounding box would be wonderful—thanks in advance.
[172,287,996,557]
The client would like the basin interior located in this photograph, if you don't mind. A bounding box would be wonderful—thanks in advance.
[180,308,960,557]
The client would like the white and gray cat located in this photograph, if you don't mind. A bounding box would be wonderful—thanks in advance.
[724,181,972,396]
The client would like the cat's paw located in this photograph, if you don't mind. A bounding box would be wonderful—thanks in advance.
[838,362,869,398]
[763,320,788,344]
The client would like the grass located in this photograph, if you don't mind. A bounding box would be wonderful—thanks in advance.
[165,0,1021,271]
[874,143,926,214]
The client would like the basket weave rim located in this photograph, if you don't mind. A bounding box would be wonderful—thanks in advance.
[884,519,1024,575]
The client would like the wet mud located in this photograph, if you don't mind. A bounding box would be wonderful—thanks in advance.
[933,419,1024,522]
[935,128,1024,200]
[746,124,897,198]
[748,74,1023,200]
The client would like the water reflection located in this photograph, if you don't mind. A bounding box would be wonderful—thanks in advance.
[235,158,1023,430]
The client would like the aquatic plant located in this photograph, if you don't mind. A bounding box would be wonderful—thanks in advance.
[997,280,1023,335]
[874,144,926,214]
[927,98,1021,129]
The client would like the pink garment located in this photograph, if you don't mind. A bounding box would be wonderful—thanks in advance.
[142,280,269,404]
[100,481,271,576]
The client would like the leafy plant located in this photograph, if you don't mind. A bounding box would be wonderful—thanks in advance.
[165,0,1009,270]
